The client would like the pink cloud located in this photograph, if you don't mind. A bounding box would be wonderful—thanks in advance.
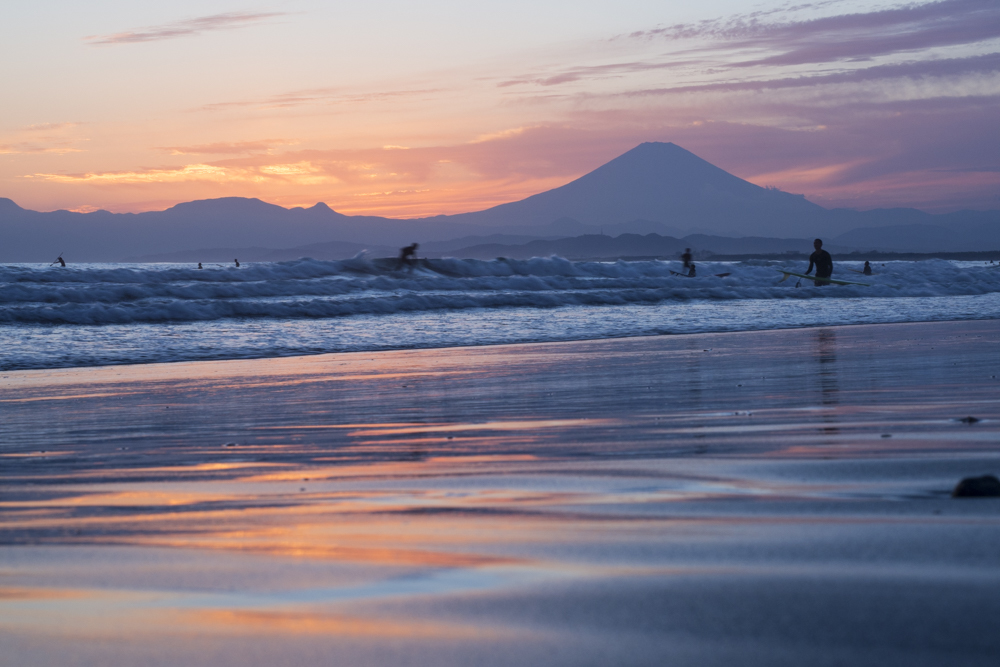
[84,11,288,46]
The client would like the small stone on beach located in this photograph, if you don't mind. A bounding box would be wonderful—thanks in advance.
[952,474,1000,497]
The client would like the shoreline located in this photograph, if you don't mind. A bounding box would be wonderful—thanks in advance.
[5,314,1000,377]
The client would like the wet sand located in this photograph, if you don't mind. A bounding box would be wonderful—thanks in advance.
[2,320,1000,666]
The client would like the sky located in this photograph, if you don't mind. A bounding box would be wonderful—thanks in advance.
[1,0,998,216]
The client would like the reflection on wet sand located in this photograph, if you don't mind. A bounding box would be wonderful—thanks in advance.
[3,321,1000,666]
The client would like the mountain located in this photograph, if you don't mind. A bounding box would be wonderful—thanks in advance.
[445,142,829,238]
[3,142,1000,261]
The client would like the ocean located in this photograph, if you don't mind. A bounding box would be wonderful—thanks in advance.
[3,255,1000,371]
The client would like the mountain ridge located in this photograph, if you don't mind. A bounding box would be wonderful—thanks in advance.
[3,142,999,261]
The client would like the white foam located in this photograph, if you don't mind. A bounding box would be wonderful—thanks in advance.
[2,258,999,325]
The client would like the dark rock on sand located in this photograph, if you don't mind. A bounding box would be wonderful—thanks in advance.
[952,474,1000,497]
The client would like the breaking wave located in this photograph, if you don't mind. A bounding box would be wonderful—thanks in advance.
[2,256,1000,326]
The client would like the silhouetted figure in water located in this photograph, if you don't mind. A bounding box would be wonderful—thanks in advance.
[681,248,692,270]
[397,243,419,271]
[234,258,240,268]
[862,261,872,276]
[806,238,832,286]
[51,254,66,267]
[198,262,203,270]
[688,262,696,277]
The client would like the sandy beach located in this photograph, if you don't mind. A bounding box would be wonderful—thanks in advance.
[3,320,1000,666]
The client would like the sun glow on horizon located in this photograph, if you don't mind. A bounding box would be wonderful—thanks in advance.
[2,0,999,215]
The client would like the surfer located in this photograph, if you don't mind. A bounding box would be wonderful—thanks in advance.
[51,254,66,267]
[234,258,240,268]
[397,243,419,271]
[805,239,833,286]
[681,248,692,271]
[198,262,203,270]
[862,261,872,276]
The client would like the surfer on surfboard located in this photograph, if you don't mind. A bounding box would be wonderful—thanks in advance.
[805,239,832,286]
[397,243,419,272]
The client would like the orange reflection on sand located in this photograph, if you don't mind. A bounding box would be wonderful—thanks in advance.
[61,461,291,481]
[0,587,91,601]
[183,608,498,639]
[351,419,614,436]
[253,421,433,430]
[0,391,137,403]
[0,489,243,510]
[252,418,614,435]
[126,530,524,568]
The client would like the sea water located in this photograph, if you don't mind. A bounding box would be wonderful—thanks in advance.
[2,256,1000,370]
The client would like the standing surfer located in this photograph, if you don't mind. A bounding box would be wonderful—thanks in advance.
[805,239,833,286]
[681,248,692,271]
[397,243,419,272]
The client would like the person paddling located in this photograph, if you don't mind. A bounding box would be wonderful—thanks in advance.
[805,239,832,286]
[51,254,66,267]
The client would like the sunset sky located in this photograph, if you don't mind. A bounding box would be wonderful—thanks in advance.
[2,0,998,217]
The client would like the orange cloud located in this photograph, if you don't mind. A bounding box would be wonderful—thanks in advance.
[28,162,334,186]
[158,139,293,155]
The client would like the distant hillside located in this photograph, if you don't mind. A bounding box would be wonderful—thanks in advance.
[832,211,1000,252]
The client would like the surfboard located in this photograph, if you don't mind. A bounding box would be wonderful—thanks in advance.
[777,269,869,286]
[670,270,731,278]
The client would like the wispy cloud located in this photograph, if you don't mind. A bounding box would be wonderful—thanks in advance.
[499,60,691,88]
[505,0,1000,91]
[22,122,82,132]
[613,52,1000,97]
[28,161,329,186]
[199,86,447,112]
[629,0,1000,67]
[156,139,293,155]
[84,11,288,46]
[2,122,87,155]
[0,142,84,155]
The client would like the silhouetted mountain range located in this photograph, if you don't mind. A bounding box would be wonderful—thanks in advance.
[2,142,999,261]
